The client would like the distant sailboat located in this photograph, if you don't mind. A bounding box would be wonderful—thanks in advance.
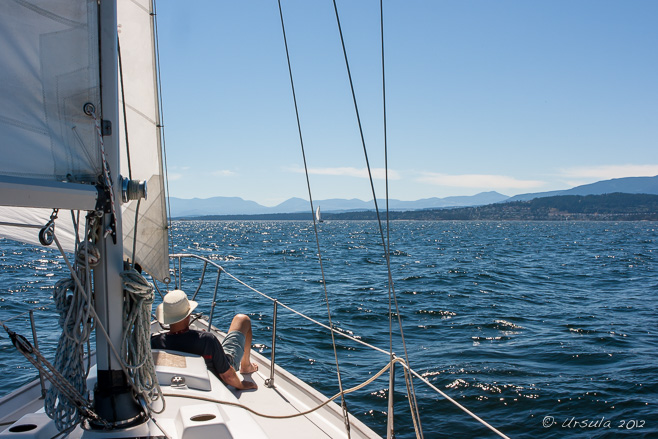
[316,205,323,223]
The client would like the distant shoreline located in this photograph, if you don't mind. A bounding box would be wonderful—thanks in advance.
[175,193,658,222]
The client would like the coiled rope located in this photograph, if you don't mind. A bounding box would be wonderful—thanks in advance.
[41,217,160,428]
[44,278,93,430]
[121,269,163,411]
[43,215,97,431]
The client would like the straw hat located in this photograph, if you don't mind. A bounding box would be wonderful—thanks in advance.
[156,290,198,325]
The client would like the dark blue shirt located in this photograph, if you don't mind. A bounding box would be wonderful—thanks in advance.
[151,330,231,377]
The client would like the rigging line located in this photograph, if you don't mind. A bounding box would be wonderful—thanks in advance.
[407,368,511,439]
[163,358,407,420]
[152,0,175,282]
[132,199,141,269]
[379,1,424,436]
[277,2,351,435]
[332,1,424,436]
[82,217,95,377]
[219,267,390,356]
[2,324,95,417]
[0,306,51,324]
[118,38,132,180]
[381,0,391,357]
[70,210,79,244]
[0,222,41,229]
[149,415,172,439]
[210,259,424,363]
[89,109,119,242]
[379,2,399,437]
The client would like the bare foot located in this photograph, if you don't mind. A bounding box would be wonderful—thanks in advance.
[240,362,259,374]
[239,379,258,390]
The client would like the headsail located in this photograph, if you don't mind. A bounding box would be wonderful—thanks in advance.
[117,0,169,281]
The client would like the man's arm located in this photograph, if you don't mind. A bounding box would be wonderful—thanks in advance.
[219,366,257,390]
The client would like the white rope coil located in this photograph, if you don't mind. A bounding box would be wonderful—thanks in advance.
[45,274,94,431]
[121,269,163,410]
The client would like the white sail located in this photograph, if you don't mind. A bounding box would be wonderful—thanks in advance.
[0,0,169,282]
[0,0,101,252]
[316,205,321,222]
[117,0,169,281]
[0,1,101,182]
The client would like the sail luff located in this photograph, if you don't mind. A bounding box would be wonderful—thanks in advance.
[117,0,169,282]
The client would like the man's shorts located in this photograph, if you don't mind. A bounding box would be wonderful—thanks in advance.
[222,330,246,371]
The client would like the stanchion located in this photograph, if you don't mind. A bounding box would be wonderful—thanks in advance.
[265,300,278,388]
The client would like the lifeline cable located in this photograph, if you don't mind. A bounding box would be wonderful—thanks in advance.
[162,357,407,420]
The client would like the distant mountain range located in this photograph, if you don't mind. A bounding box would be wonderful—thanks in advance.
[169,175,658,218]
[504,175,658,202]
[169,191,509,217]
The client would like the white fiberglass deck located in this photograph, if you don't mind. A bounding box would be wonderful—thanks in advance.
[0,318,380,439]
[148,318,381,439]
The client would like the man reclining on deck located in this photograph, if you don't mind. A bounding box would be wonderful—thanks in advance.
[151,289,258,390]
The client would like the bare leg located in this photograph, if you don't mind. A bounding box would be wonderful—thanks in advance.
[228,314,258,373]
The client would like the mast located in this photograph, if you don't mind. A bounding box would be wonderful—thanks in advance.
[91,0,143,426]
[0,0,148,427]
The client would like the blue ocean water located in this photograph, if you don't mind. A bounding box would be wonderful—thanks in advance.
[1,220,657,438]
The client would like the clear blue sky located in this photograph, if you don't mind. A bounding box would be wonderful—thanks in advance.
[156,0,658,206]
